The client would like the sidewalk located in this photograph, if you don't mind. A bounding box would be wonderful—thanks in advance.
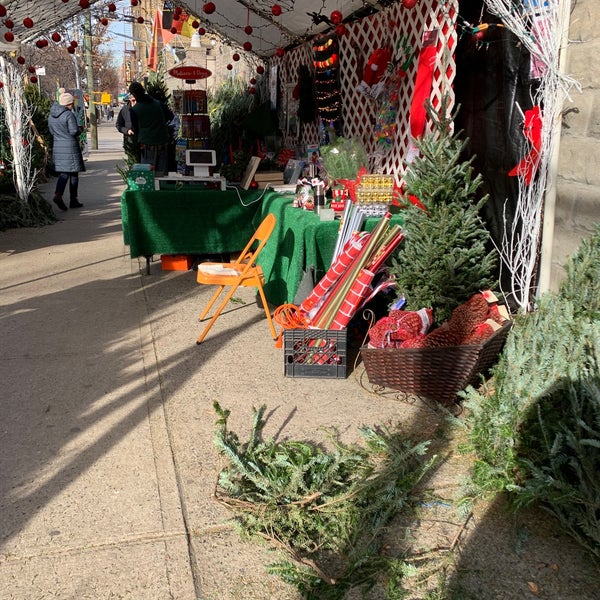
[0,122,428,600]
[0,122,197,599]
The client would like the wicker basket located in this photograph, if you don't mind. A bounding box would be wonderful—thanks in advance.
[360,321,512,405]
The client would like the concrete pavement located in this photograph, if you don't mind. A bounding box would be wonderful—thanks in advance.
[0,122,197,599]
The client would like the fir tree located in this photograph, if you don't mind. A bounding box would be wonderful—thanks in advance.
[389,96,497,325]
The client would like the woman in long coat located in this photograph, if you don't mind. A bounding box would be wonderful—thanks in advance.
[48,92,85,211]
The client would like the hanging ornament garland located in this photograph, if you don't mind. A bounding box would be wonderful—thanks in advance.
[312,33,342,124]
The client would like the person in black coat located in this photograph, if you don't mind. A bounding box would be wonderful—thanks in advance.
[48,92,85,211]
[115,96,141,162]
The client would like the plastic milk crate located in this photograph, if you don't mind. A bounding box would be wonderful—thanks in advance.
[284,329,347,379]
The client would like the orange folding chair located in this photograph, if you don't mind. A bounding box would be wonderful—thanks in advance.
[195,213,278,344]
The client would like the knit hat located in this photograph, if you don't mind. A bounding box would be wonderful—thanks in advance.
[59,92,74,106]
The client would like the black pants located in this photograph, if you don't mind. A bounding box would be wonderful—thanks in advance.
[55,172,79,200]
[140,144,169,177]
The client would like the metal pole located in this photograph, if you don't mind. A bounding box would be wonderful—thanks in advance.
[83,9,98,150]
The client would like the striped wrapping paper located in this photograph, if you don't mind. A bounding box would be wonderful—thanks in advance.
[330,268,375,330]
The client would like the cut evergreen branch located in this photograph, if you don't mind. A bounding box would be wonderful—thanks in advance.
[212,402,436,598]
[389,95,498,325]
[462,224,600,559]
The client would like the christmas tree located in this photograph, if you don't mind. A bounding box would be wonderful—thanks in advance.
[390,96,498,325]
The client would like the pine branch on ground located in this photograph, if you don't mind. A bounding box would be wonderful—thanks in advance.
[212,402,436,599]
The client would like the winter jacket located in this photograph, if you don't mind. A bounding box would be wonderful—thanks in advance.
[49,102,85,173]
[115,102,134,136]
[130,95,173,146]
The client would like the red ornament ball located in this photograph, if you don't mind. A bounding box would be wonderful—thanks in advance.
[4,19,14,29]
[192,20,200,29]
[271,5,282,17]
[249,179,258,188]
[243,41,252,51]
[0,81,3,88]
[170,26,177,34]
[137,16,144,24]
[35,38,45,48]
[51,32,62,42]
[70,40,78,48]
[108,2,117,11]
[23,17,34,28]
[244,25,253,35]
[131,0,138,6]
[256,65,265,75]
[275,47,285,58]
[248,87,256,95]
[100,17,108,26]
[402,0,419,7]
[28,66,36,74]
[250,77,256,85]
[17,56,26,64]
[203,2,216,14]
[226,63,233,70]
[61,0,68,3]
[232,53,240,62]
[335,24,347,36]
[67,46,76,54]
[174,5,183,14]
[30,76,38,84]
[79,0,90,8]
[198,27,206,35]
[330,10,343,25]
[0,6,6,17]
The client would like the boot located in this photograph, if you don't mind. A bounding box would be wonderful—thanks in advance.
[69,199,83,208]
[53,194,68,211]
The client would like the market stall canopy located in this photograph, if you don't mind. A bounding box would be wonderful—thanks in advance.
[0,0,384,58]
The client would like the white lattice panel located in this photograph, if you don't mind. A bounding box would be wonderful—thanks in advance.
[272,0,457,182]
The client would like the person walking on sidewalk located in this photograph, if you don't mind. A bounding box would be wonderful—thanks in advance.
[48,91,85,211]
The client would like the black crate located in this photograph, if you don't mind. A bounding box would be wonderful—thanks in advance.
[284,329,347,379]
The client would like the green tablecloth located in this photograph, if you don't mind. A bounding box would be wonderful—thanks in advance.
[256,194,404,307]
[121,188,265,258]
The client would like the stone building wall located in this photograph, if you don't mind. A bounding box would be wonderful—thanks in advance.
[551,0,600,289]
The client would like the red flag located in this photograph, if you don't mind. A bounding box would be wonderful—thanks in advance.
[147,10,163,72]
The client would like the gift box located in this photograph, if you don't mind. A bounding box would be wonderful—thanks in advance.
[127,168,155,191]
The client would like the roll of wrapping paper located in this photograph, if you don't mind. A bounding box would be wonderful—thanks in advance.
[367,226,404,273]
[312,212,393,328]
[300,231,368,317]
[331,200,365,264]
[330,268,375,330]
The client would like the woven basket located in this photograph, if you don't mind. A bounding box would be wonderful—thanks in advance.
[360,321,512,405]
